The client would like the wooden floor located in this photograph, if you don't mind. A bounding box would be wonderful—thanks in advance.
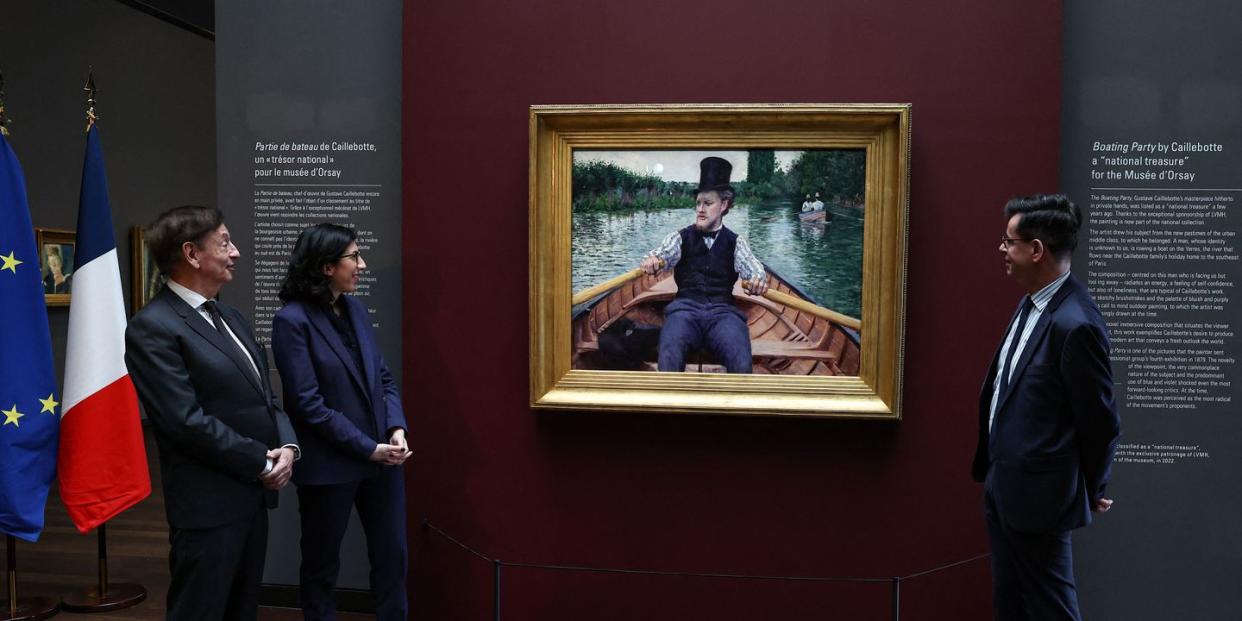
[9,430,372,620]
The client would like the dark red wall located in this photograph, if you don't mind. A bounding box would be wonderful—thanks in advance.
[403,1,1061,618]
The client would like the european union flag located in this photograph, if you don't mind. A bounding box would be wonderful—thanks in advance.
[0,131,59,542]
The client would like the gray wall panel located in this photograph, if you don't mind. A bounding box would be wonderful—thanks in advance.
[1063,2,1242,618]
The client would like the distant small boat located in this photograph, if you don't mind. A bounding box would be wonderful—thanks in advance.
[798,209,829,223]
[572,268,860,375]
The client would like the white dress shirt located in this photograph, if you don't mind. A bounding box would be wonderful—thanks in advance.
[988,270,1072,431]
[165,278,299,474]
[165,279,261,380]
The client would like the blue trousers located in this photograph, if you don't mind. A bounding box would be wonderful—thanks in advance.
[297,465,408,621]
[985,491,1081,620]
[658,298,752,373]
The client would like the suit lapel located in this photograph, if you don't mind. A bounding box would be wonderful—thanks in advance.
[344,296,377,394]
[161,288,265,397]
[223,304,271,389]
[996,275,1079,413]
[306,303,371,405]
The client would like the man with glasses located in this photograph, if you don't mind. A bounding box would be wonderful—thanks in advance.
[125,205,299,621]
[972,194,1120,620]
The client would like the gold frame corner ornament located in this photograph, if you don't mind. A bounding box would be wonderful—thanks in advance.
[529,104,911,419]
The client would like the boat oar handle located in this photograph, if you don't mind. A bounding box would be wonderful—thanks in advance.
[571,260,665,306]
[748,286,862,331]
[573,263,862,331]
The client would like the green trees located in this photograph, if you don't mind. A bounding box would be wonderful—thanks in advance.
[738,150,785,200]
[571,149,866,213]
[786,150,865,204]
[747,150,776,186]
[572,161,691,212]
[743,149,866,204]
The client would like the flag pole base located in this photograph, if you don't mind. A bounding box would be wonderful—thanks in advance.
[60,583,145,613]
[0,596,59,620]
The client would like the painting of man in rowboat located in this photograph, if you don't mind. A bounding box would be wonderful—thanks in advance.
[570,149,866,376]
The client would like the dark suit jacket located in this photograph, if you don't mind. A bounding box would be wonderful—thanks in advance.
[972,273,1121,534]
[270,296,406,486]
[125,286,297,529]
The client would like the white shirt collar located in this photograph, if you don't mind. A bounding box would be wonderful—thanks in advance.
[1029,270,1071,312]
[165,278,211,310]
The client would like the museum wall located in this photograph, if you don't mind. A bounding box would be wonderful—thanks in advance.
[0,0,215,379]
[403,0,1062,618]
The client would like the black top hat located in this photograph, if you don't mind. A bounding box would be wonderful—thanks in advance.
[694,157,734,194]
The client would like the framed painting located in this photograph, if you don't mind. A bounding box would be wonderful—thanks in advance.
[530,104,910,418]
[130,226,164,314]
[35,227,76,307]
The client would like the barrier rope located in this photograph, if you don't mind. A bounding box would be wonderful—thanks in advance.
[423,517,988,588]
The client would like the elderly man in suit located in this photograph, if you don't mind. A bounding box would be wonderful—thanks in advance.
[972,194,1121,620]
[125,205,299,621]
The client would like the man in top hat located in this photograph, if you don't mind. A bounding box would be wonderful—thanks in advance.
[811,192,825,211]
[639,156,769,373]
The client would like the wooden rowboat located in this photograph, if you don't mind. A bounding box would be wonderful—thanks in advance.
[798,209,829,223]
[571,268,861,375]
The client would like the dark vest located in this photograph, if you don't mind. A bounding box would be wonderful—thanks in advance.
[673,225,738,304]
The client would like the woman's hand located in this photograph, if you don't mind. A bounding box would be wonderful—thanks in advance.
[370,428,411,465]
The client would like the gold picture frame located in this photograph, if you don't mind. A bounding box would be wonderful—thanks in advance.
[35,227,76,307]
[529,104,911,419]
[130,226,164,314]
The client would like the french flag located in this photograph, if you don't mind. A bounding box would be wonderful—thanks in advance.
[58,124,150,533]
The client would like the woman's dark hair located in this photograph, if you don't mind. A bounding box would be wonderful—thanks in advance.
[278,223,357,304]
[147,205,225,275]
[1004,193,1082,258]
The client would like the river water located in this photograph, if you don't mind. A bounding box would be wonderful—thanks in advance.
[572,200,863,318]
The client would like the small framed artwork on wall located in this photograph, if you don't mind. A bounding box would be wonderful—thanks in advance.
[35,227,76,307]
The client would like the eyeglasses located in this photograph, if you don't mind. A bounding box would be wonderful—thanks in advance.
[1000,236,1033,249]
[338,251,362,262]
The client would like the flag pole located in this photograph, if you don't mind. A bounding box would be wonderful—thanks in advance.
[82,70,97,133]
[0,535,59,621]
[0,90,60,621]
[58,72,146,614]
[0,71,10,137]
[59,525,145,612]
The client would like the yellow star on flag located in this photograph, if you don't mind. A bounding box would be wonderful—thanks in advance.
[0,251,22,274]
[39,394,59,415]
[2,404,23,427]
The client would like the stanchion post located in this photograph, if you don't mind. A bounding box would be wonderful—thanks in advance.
[493,560,502,621]
[890,577,900,621]
[2,534,58,621]
[59,523,145,613]
[97,524,107,595]
[6,536,15,618]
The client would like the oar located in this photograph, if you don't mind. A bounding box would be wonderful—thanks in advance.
[755,287,862,331]
[571,267,648,305]
[573,265,862,331]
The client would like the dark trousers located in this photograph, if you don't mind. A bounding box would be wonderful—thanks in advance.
[985,491,1082,621]
[167,505,267,621]
[658,298,752,373]
[297,465,408,621]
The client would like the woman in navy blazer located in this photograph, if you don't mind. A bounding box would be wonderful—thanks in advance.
[271,223,410,621]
